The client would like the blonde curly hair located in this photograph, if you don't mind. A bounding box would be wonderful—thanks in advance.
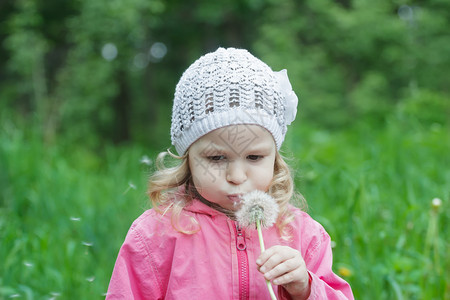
[148,149,305,239]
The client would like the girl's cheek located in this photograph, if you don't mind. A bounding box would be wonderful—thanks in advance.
[252,167,274,186]
[197,169,223,186]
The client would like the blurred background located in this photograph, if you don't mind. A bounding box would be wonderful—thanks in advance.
[0,0,448,299]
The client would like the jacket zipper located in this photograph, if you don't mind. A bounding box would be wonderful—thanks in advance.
[235,223,249,300]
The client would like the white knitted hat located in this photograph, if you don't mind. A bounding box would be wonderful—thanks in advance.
[170,47,298,155]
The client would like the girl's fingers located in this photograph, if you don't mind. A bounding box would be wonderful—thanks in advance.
[263,257,301,281]
[256,245,281,266]
[257,246,311,296]
[272,269,301,285]
[257,246,299,274]
[257,246,287,272]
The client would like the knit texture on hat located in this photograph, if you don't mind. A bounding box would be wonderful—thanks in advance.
[171,47,289,155]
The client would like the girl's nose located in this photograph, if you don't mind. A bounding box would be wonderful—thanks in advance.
[226,161,247,185]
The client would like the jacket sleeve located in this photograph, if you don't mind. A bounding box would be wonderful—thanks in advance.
[277,212,354,300]
[106,226,163,300]
[304,226,354,300]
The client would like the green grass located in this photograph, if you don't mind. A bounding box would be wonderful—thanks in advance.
[0,122,151,299]
[285,116,449,299]
[1,115,448,299]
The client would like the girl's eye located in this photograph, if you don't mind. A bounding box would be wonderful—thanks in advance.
[208,155,226,162]
[247,155,263,161]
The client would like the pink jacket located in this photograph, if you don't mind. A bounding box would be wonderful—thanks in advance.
[106,199,354,299]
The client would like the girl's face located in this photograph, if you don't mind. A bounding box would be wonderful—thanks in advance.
[188,125,276,211]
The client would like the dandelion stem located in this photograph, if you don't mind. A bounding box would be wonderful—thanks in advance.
[256,218,266,252]
[256,219,277,300]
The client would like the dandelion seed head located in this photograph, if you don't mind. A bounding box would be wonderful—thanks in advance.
[235,190,279,228]
[431,198,442,209]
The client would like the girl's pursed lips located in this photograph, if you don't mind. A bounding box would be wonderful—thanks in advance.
[227,194,243,202]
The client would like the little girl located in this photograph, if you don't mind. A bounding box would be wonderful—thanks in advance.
[106,48,354,299]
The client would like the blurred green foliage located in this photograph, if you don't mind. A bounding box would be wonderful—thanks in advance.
[1,0,448,146]
[0,0,449,298]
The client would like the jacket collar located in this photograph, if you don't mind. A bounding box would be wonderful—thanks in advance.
[184,198,231,219]
[180,184,235,219]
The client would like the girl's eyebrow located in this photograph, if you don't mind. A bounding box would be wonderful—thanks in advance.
[244,144,274,154]
[201,140,273,155]
[197,142,228,155]
[241,138,275,152]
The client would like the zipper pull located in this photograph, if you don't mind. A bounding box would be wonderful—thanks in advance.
[236,224,247,251]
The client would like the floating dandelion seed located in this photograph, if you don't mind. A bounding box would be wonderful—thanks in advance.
[82,241,93,247]
[70,217,81,222]
[123,182,137,195]
[23,261,34,268]
[9,294,20,298]
[49,292,61,300]
[86,276,95,282]
[235,190,279,300]
[140,155,152,165]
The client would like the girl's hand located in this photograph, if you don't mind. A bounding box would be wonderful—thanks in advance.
[256,245,311,300]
